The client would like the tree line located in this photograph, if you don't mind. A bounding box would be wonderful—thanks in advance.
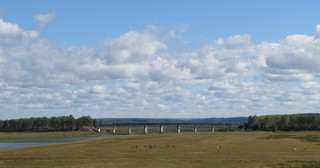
[0,115,98,132]
[245,113,320,131]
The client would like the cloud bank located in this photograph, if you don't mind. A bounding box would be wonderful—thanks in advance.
[1,17,320,119]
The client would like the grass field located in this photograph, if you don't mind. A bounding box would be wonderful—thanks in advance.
[1,132,320,167]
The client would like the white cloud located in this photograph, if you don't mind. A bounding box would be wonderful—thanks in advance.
[258,30,320,81]
[300,81,320,89]
[2,18,320,119]
[315,24,320,39]
[90,85,107,94]
[33,13,55,27]
[0,19,22,35]
[101,29,167,63]
[126,82,141,90]
[263,69,314,82]
[150,58,192,81]
[215,34,251,46]
[0,19,38,45]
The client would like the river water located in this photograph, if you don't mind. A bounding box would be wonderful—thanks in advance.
[0,135,116,150]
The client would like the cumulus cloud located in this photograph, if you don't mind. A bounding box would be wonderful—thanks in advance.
[215,34,251,46]
[90,85,107,94]
[101,29,167,63]
[33,13,55,27]
[259,31,320,81]
[315,24,320,39]
[0,19,38,45]
[2,17,320,119]
[184,36,255,80]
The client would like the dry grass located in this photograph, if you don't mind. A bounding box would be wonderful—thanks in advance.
[1,132,320,168]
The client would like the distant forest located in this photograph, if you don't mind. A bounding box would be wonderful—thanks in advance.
[98,117,248,126]
[2,114,319,132]
[0,115,98,132]
[245,114,320,131]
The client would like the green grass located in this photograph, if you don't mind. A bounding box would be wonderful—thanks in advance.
[1,132,320,167]
[0,131,103,142]
[264,132,320,143]
[300,135,320,143]
[264,134,297,140]
[273,160,320,168]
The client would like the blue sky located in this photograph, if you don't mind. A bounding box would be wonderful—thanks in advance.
[1,1,320,119]
[2,1,320,46]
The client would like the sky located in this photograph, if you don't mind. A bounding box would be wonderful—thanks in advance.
[1,1,320,119]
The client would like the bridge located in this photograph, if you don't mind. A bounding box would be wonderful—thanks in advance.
[98,123,238,135]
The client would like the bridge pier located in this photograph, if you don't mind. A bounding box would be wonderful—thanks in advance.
[211,125,215,133]
[112,126,116,134]
[160,125,164,134]
[144,126,148,135]
[128,126,132,135]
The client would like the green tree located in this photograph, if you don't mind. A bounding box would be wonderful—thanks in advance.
[0,120,3,131]
[76,116,93,129]
[247,115,260,130]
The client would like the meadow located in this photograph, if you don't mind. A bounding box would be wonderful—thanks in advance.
[0,131,320,168]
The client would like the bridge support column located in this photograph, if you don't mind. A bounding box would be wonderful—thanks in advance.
[160,125,164,134]
[144,126,148,135]
[211,125,215,133]
[112,126,116,134]
[177,125,181,134]
[128,126,132,135]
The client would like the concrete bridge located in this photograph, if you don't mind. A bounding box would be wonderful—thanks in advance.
[105,123,224,135]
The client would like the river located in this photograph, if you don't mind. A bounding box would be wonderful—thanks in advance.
[0,135,117,150]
